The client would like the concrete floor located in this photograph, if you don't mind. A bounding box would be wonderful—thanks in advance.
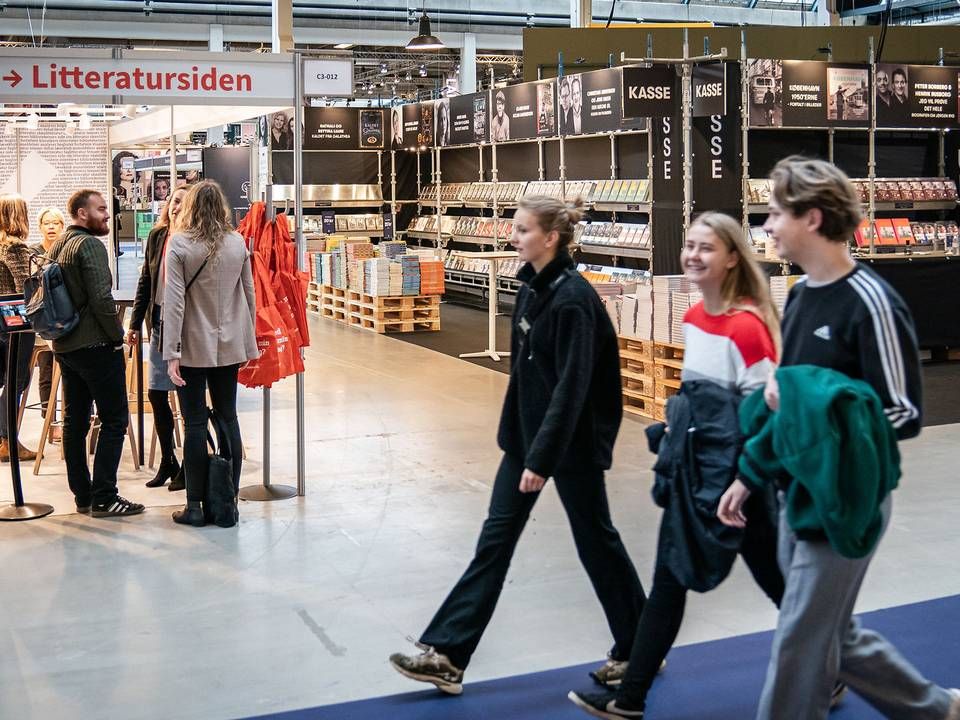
[1,312,959,720]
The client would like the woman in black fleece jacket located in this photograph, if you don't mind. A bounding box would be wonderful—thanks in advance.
[389,196,646,696]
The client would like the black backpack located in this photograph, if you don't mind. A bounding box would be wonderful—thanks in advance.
[24,253,81,341]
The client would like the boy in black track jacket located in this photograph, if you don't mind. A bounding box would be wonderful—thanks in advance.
[718,157,958,720]
[389,196,646,697]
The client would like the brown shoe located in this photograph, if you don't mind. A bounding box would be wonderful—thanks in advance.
[389,641,464,695]
[17,442,37,461]
[0,438,8,462]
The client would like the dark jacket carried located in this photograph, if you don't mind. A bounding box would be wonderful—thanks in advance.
[647,380,745,593]
[496,252,622,478]
[49,225,123,354]
[130,225,169,335]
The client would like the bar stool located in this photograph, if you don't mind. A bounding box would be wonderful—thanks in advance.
[32,346,141,475]
[16,343,64,462]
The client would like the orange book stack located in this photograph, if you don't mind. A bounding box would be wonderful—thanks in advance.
[419,259,446,296]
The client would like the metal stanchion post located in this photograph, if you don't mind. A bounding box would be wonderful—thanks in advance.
[1,330,54,521]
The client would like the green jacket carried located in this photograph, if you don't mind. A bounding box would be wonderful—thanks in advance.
[738,365,901,559]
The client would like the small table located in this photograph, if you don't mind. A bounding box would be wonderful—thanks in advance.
[457,251,517,363]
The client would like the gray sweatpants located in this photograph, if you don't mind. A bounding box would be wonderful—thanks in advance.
[756,494,952,720]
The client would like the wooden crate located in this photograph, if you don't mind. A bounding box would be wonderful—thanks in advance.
[622,374,655,397]
[655,377,681,401]
[653,341,685,362]
[623,391,656,419]
[618,336,654,362]
[653,398,667,422]
[653,358,683,382]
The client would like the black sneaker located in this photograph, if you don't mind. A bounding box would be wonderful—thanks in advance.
[76,504,91,514]
[568,690,644,719]
[91,496,145,518]
[389,641,464,695]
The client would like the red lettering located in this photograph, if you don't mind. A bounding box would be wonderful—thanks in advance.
[33,65,47,88]
[69,67,82,87]
[166,71,177,89]
[59,65,71,88]
[133,67,145,89]
[85,71,100,89]
[237,73,251,92]
[220,74,234,92]
[178,72,190,91]
[103,71,115,87]
[201,67,216,91]
[146,72,162,90]
[116,72,131,90]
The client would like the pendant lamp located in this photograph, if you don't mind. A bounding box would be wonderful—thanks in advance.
[406,11,444,51]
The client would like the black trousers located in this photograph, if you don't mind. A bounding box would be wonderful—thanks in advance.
[0,333,36,438]
[38,349,55,418]
[57,345,128,507]
[618,491,784,708]
[176,364,243,502]
[420,453,647,670]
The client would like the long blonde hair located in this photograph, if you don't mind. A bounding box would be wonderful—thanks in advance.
[175,180,232,254]
[0,194,30,244]
[690,212,781,357]
[155,186,188,232]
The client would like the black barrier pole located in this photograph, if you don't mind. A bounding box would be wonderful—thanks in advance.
[136,338,144,465]
[0,330,54,521]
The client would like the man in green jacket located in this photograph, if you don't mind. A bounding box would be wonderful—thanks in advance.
[52,189,144,518]
[718,157,957,720]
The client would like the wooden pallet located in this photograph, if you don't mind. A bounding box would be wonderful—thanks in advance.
[622,374,655,397]
[352,302,440,323]
[359,317,441,334]
[653,357,683,381]
[655,377,681,401]
[623,391,656,419]
[618,336,654,362]
[652,398,667,422]
[653,341,685,362]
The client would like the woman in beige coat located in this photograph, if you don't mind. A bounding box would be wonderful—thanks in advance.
[162,180,258,527]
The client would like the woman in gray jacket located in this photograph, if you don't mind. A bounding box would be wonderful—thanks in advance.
[162,180,258,527]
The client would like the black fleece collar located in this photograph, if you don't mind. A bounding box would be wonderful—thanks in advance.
[518,251,575,291]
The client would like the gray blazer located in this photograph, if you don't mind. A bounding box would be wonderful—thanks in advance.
[162,230,258,368]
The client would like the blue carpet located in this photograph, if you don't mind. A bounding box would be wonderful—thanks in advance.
[245,594,959,719]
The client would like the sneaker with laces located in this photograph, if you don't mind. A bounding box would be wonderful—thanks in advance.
[389,641,464,695]
[590,656,665,688]
[91,496,145,518]
[568,690,644,719]
[76,504,91,514]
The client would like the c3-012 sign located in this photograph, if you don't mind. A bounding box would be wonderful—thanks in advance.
[303,58,354,98]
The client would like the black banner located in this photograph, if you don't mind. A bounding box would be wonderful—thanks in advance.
[419,101,435,147]
[622,65,678,119]
[304,107,358,150]
[321,210,335,234]
[651,111,684,276]
[748,60,871,128]
[491,80,556,141]
[360,110,384,149]
[557,68,622,135]
[446,91,489,146]
[394,103,422,149]
[692,62,726,118]
[876,64,957,128]
[202,147,250,218]
[382,212,394,239]
[692,64,742,218]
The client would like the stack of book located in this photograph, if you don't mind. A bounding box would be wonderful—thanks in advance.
[379,241,408,259]
[652,276,694,344]
[362,258,393,296]
[419,259,445,295]
[398,255,421,295]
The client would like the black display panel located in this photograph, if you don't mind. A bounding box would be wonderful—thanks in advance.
[446,91,489,146]
[494,142,541,181]
[360,110,384,149]
[273,151,380,185]
[563,135,616,180]
[438,146,481,183]
[692,63,742,218]
[304,107,359,150]
[202,147,251,218]
[651,111,684,276]
[557,68,623,135]
[492,80,556,141]
[692,62,726,118]
[747,60,871,128]
[875,64,958,128]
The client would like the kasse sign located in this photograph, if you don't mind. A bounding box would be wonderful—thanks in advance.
[0,49,294,105]
[622,65,678,118]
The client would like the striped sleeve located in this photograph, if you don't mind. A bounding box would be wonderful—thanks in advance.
[848,271,922,439]
[731,313,777,395]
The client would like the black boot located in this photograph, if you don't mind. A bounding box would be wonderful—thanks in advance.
[167,465,186,492]
[172,500,205,527]
[146,457,180,488]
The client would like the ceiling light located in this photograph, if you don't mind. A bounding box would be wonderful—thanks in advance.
[405,71,412,81]
[406,11,445,51]
[333,43,354,49]
[418,64,428,77]
[380,62,388,75]
[78,112,92,130]
[25,112,39,130]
